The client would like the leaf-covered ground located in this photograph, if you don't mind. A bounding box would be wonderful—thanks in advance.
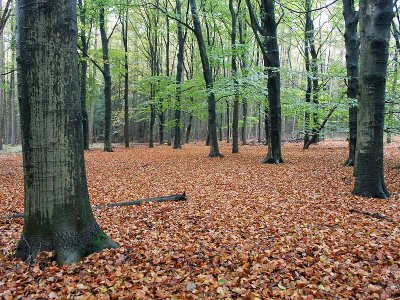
[0,142,399,299]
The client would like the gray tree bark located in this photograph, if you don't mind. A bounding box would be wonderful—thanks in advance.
[15,0,118,265]
[99,6,113,152]
[343,0,359,166]
[189,0,221,157]
[353,0,393,199]
[230,0,239,154]
[174,0,185,149]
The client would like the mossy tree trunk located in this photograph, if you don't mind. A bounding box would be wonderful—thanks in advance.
[353,0,393,199]
[15,0,118,265]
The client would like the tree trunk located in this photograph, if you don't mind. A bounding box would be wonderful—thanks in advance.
[226,100,230,143]
[0,2,3,151]
[149,103,155,148]
[15,0,118,265]
[387,20,399,144]
[189,0,221,157]
[174,0,184,149]
[78,0,90,150]
[353,0,393,199]
[122,5,130,148]
[343,0,359,166]
[239,18,248,145]
[230,0,239,154]
[99,7,113,152]
[186,113,193,143]
[246,0,283,163]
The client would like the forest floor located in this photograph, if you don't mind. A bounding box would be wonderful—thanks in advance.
[0,141,399,299]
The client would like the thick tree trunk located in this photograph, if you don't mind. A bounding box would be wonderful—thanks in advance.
[189,0,221,157]
[343,0,359,166]
[99,7,113,152]
[353,0,393,199]
[15,0,118,265]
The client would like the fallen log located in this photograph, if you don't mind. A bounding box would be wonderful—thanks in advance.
[1,193,187,220]
[93,193,187,208]
[349,209,393,222]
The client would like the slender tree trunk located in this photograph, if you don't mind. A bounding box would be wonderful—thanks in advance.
[189,0,221,157]
[99,7,113,152]
[78,0,90,150]
[186,113,193,143]
[239,17,248,145]
[15,0,118,265]
[387,20,399,144]
[353,0,393,199]
[174,0,184,149]
[343,0,359,166]
[0,3,3,150]
[149,102,155,148]
[258,104,262,143]
[230,0,239,154]
[122,5,130,148]
[9,62,15,146]
[226,100,230,143]
[246,0,283,163]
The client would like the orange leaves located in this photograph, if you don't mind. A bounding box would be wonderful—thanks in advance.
[0,142,400,298]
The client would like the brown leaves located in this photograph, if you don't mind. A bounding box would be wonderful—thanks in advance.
[0,142,400,299]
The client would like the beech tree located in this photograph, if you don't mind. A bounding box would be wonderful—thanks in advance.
[246,0,283,163]
[353,0,393,199]
[189,0,221,157]
[343,0,359,167]
[16,0,118,264]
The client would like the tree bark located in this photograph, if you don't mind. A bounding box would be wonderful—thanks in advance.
[0,0,3,151]
[246,0,283,163]
[15,0,118,265]
[239,18,248,145]
[189,0,221,157]
[99,6,113,152]
[122,4,130,148]
[387,20,400,144]
[230,0,239,154]
[174,0,184,149]
[353,0,393,199]
[78,0,90,150]
[343,0,359,166]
